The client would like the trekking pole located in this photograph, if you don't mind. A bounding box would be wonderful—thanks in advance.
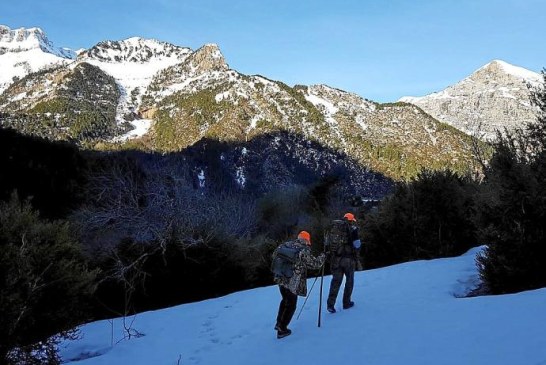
[296,276,319,320]
[318,240,327,327]
[318,260,325,327]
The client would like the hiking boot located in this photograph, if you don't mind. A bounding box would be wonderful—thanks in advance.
[277,328,292,339]
[343,301,355,309]
[327,306,336,313]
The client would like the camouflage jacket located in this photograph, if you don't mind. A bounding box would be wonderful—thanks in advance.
[273,238,325,296]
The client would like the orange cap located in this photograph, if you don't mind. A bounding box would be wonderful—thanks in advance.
[343,213,356,222]
[298,231,311,245]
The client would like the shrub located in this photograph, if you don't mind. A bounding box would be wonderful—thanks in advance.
[0,193,98,364]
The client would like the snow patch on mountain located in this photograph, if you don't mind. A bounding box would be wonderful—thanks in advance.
[305,93,339,115]
[305,86,346,144]
[354,114,369,130]
[79,38,192,124]
[158,70,227,98]
[235,167,246,188]
[112,119,152,142]
[400,89,452,103]
[215,91,230,102]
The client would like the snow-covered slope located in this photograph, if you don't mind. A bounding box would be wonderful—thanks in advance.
[304,84,376,146]
[78,38,192,121]
[59,247,546,365]
[0,25,74,93]
[400,60,542,140]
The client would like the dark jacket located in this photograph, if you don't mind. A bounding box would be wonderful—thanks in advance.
[336,222,359,258]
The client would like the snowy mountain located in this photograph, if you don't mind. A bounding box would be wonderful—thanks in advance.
[58,247,546,365]
[0,25,75,93]
[0,25,479,180]
[400,60,542,141]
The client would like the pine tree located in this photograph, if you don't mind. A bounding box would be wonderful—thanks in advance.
[476,70,546,294]
[363,169,477,268]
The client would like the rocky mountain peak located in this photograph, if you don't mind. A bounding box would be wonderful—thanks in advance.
[463,60,542,92]
[0,25,75,93]
[473,60,542,84]
[399,60,541,141]
[185,43,228,73]
[0,25,47,48]
[78,37,191,64]
[0,25,75,59]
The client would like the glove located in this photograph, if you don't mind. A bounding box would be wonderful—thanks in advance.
[352,239,361,249]
[318,253,326,265]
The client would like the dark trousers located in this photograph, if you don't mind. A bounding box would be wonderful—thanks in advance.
[327,257,355,308]
[276,285,297,330]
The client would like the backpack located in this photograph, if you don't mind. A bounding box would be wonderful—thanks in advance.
[271,241,302,279]
[324,219,351,256]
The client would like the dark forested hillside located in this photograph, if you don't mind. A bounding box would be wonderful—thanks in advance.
[0,127,87,218]
[0,126,393,318]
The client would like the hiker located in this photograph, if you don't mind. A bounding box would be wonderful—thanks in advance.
[272,231,326,339]
[326,212,361,313]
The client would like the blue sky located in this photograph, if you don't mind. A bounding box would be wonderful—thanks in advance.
[2,0,545,102]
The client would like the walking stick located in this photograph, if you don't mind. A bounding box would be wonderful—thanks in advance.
[318,239,328,328]
[318,260,325,327]
[296,276,319,320]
